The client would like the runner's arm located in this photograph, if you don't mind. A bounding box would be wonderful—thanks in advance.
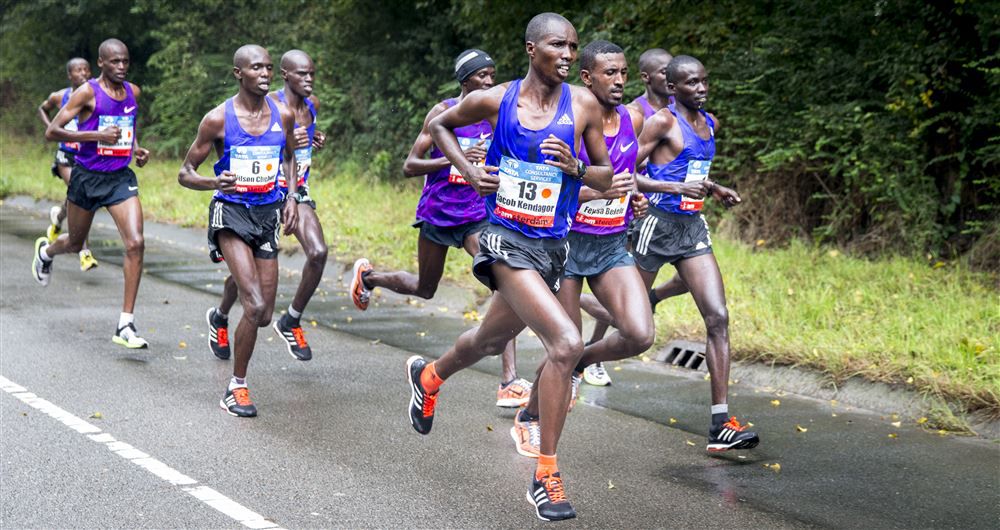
[131,84,150,167]
[428,85,504,195]
[402,102,452,177]
[575,90,615,192]
[634,111,707,198]
[37,91,62,128]
[309,95,326,150]
[178,107,233,192]
[278,103,299,234]
[45,83,118,145]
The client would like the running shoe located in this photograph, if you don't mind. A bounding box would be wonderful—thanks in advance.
[406,355,437,435]
[220,386,257,417]
[583,362,612,386]
[707,417,760,452]
[47,205,62,242]
[510,409,541,458]
[526,472,576,522]
[79,249,98,271]
[32,237,52,286]
[350,258,373,311]
[567,372,582,412]
[496,378,532,408]
[112,323,149,349]
[273,313,312,361]
[206,307,230,360]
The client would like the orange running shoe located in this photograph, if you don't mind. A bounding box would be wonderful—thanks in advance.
[707,416,760,451]
[496,378,532,408]
[527,472,576,521]
[220,386,257,417]
[510,408,541,458]
[350,258,373,311]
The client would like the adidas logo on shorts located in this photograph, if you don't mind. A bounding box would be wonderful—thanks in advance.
[557,113,573,126]
[260,242,273,252]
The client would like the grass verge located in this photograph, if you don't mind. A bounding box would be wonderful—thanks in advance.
[2,133,997,425]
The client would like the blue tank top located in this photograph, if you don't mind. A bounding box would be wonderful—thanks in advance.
[274,89,316,189]
[59,88,81,153]
[484,79,578,239]
[646,103,715,215]
[213,96,285,206]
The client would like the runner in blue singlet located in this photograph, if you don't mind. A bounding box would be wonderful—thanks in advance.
[179,45,299,418]
[632,55,758,452]
[404,13,630,523]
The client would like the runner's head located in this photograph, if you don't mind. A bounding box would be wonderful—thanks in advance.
[666,55,707,110]
[280,49,315,98]
[97,39,129,85]
[638,48,673,100]
[233,44,273,97]
[524,12,578,84]
[455,49,496,94]
[65,58,91,89]
[579,40,627,107]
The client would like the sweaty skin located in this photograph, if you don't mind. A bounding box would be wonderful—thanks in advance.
[178,44,298,379]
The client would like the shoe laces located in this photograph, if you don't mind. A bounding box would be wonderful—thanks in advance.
[723,417,747,432]
[232,387,252,407]
[422,391,437,418]
[291,326,308,348]
[526,420,541,450]
[542,474,567,503]
[217,327,229,347]
[592,363,608,379]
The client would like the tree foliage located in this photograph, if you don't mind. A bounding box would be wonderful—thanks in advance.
[2,0,996,264]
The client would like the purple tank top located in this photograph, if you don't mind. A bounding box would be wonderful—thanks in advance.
[414,98,490,227]
[646,103,716,215]
[75,79,137,172]
[573,105,637,236]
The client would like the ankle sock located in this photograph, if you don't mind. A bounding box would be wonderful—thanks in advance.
[711,404,729,427]
[536,453,558,480]
[287,305,302,320]
[421,362,444,394]
[229,376,247,391]
[118,313,134,330]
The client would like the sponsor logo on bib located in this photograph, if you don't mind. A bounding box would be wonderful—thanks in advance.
[230,145,280,193]
[494,155,562,227]
[97,115,134,157]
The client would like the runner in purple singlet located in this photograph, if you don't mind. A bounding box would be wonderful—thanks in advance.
[34,39,151,349]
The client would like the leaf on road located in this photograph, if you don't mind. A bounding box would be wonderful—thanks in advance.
[310,320,317,327]
[613,366,623,372]
[703,373,711,381]
[346,317,353,323]
[370,339,381,346]
[917,417,928,424]
[832,413,838,417]
[173,356,187,360]
[417,331,427,337]
[887,433,898,439]
[685,440,695,446]
[607,480,615,490]
[937,429,949,436]
[438,306,449,312]
[486,425,493,432]
[770,400,781,407]
[891,421,901,428]
[669,418,678,424]
[764,463,781,472]
[178,341,187,349]
[830,399,838,407]
[90,412,103,419]
[795,424,808,433]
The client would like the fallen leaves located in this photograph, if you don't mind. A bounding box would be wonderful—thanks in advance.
[668,418,678,425]
[887,433,898,439]
[891,421,902,428]
[607,480,615,490]
[764,463,781,473]
[89,412,103,419]
[916,417,928,424]
[795,424,808,433]
[486,425,493,432]
[178,341,187,349]
[770,399,781,407]
[685,440,696,446]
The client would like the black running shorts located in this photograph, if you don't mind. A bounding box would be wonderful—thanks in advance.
[66,165,138,212]
[472,224,569,293]
[630,207,713,272]
[207,198,282,262]
[413,218,489,249]
[564,230,634,280]
[51,150,76,177]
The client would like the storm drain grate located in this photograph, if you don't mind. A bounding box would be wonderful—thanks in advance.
[654,339,707,371]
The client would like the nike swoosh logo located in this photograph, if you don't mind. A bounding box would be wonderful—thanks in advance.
[128,186,139,191]
[124,106,136,113]
[480,132,490,140]
[620,141,634,152]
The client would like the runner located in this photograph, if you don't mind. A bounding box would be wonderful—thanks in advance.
[209,49,327,362]
[178,44,299,417]
[34,39,151,349]
[38,57,99,272]
[349,49,530,408]
[406,13,627,521]
[511,40,653,458]
[631,55,759,451]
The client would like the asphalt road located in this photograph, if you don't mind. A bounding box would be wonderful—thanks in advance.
[1,199,998,529]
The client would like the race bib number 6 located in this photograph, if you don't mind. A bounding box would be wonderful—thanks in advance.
[278,146,310,188]
[680,159,712,211]
[494,155,562,228]
[97,115,134,157]
[448,135,492,185]
[230,145,280,193]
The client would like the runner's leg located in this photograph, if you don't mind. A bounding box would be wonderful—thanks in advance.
[364,235,448,298]
[106,196,144,314]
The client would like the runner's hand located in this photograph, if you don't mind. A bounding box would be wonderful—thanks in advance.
[215,171,238,194]
[312,131,326,150]
[97,125,121,145]
[464,139,488,163]
[466,165,500,196]
[603,171,633,199]
[678,181,709,199]
[631,192,649,218]
[282,198,299,234]
[711,182,742,208]
[134,147,150,168]
[540,134,578,175]
[293,128,310,149]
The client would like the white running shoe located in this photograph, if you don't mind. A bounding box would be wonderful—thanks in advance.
[112,323,149,349]
[583,362,612,386]
[32,237,52,286]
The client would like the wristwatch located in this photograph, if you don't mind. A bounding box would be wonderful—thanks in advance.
[574,158,587,180]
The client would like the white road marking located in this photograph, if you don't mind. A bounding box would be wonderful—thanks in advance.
[0,375,282,529]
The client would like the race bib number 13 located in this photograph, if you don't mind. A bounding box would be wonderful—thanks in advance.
[230,145,280,193]
[680,159,711,211]
[97,115,134,157]
[494,155,562,228]
[448,135,492,185]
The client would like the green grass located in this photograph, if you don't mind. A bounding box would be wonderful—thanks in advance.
[3,133,998,421]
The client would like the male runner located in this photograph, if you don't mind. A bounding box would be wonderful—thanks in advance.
[179,44,298,417]
[408,13,628,521]
[631,55,759,451]
[510,40,654,458]
[38,57,99,271]
[34,39,151,349]
[207,49,327,362]
[350,49,530,408]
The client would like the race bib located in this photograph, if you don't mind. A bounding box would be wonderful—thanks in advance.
[494,155,562,228]
[97,115,134,157]
[63,118,80,151]
[576,176,631,227]
[679,159,711,211]
[448,135,492,185]
[278,146,310,188]
[230,145,280,193]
